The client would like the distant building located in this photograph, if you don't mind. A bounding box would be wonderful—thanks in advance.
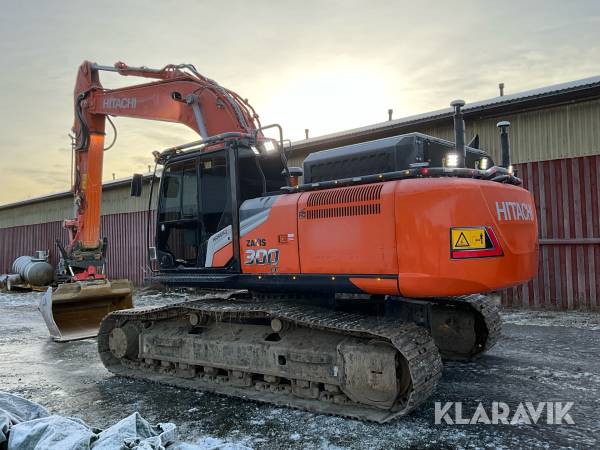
[2,76,599,309]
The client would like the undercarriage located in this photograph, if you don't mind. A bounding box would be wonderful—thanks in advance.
[98,293,500,422]
[387,294,501,360]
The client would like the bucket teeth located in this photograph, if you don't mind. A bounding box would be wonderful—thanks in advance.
[39,279,133,342]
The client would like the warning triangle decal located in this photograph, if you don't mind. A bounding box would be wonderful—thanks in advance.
[455,232,470,248]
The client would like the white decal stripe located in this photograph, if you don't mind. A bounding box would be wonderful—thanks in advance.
[205,226,232,268]
[205,206,273,268]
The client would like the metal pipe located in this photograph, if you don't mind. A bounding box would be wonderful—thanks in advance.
[253,123,290,179]
[91,64,120,72]
[539,238,600,245]
[499,83,505,96]
[186,94,209,139]
[450,99,466,167]
[497,121,511,168]
[157,132,254,155]
[388,109,393,121]
[91,63,163,74]
[5,274,22,291]
[228,144,241,273]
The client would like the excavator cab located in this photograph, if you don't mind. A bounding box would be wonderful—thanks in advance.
[154,139,288,272]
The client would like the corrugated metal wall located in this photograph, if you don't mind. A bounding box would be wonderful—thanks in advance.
[0,178,158,228]
[503,155,600,310]
[0,221,66,274]
[0,211,154,286]
[288,98,600,168]
[101,211,155,285]
[414,99,600,165]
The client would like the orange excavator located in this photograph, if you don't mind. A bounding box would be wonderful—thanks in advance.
[41,61,538,421]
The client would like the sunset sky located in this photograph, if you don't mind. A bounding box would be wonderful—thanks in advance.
[1,0,599,204]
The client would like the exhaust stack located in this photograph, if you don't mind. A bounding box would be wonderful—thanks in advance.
[497,120,511,168]
[450,100,466,167]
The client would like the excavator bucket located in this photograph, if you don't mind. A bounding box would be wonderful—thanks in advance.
[39,279,133,342]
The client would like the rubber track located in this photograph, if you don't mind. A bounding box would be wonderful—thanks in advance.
[459,294,502,355]
[445,294,502,357]
[98,297,443,422]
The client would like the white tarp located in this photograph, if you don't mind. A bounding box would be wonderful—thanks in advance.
[0,392,244,450]
[8,416,95,450]
[0,392,50,447]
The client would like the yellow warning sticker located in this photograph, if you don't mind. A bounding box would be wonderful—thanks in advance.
[451,228,487,250]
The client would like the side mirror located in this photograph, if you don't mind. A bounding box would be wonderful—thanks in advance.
[130,173,143,197]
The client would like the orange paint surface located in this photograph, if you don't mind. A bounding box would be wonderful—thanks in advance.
[241,194,301,274]
[297,183,398,275]
[393,178,538,297]
[212,242,233,267]
[240,177,537,298]
[80,133,104,248]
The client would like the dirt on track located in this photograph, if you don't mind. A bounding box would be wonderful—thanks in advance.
[1,289,598,449]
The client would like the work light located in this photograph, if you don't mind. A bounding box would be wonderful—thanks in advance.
[445,153,459,167]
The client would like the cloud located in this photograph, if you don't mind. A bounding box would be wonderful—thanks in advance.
[1,0,599,203]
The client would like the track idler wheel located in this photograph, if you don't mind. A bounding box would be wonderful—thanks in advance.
[108,324,140,359]
[387,294,502,361]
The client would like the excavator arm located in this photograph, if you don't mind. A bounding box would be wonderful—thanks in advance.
[68,61,260,275]
[41,61,263,341]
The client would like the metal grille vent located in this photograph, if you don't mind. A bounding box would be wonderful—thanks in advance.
[306,203,381,219]
[307,184,383,207]
[306,184,383,220]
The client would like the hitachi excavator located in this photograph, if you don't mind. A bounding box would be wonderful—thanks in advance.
[40,61,538,422]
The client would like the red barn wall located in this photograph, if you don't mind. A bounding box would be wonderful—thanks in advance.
[0,212,154,286]
[503,155,599,309]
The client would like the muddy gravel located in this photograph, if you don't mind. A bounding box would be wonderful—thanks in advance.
[0,290,598,449]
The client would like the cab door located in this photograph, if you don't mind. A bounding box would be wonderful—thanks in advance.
[197,151,234,268]
[156,151,233,270]
[156,159,201,269]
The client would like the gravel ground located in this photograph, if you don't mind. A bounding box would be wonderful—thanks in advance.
[0,289,598,449]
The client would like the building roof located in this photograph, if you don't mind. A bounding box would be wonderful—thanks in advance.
[289,75,600,153]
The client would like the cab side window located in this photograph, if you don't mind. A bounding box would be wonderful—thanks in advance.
[157,161,199,267]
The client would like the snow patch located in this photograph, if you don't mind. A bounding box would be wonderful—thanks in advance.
[174,437,252,450]
[502,310,600,331]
